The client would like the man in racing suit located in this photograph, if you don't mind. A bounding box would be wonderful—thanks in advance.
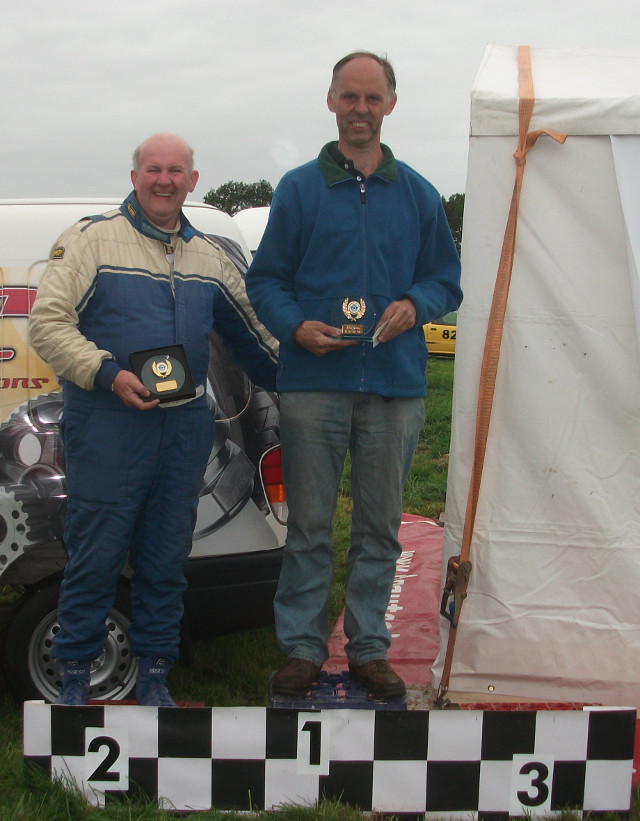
[29,133,277,706]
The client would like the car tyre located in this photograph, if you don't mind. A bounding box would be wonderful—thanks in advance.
[2,580,137,703]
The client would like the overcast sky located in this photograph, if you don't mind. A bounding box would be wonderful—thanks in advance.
[2,0,638,202]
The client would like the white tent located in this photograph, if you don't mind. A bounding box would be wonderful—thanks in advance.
[432,45,640,707]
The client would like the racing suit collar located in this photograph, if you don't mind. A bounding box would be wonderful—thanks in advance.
[120,191,199,243]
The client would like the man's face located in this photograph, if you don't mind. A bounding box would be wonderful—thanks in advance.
[130,135,199,230]
[327,57,397,153]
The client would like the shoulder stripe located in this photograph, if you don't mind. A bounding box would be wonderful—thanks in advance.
[79,210,123,232]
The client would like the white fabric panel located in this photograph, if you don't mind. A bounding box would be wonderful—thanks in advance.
[471,45,640,138]
[432,128,640,706]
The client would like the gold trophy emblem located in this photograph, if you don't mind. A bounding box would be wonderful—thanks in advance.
[149,356,178,393]
[342,297,367,329]
[151,358,173,379]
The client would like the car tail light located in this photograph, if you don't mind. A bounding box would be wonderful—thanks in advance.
[259,446,288,525]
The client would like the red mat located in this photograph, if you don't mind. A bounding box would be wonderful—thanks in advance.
[326,513,443,683]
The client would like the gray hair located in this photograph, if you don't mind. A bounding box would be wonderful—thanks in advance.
[329,51,396,102]
[132,133,195,173]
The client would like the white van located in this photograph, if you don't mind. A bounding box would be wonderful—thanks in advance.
[0,199,286,702]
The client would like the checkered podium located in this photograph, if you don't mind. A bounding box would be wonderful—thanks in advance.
[23,701,635,816]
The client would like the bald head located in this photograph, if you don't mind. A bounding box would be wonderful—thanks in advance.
[132,133,195,174]
[330,51,396,103]
[130,132,199,230]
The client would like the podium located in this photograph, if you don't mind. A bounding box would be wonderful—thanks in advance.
[24,701,635,815]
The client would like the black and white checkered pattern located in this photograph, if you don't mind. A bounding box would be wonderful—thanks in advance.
[23,702,635,816]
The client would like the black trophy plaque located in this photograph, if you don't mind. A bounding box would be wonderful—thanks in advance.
[129,344,196,403]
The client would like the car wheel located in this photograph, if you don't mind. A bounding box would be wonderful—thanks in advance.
[2,580,137,703]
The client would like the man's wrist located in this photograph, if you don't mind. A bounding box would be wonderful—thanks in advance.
[94,357,121,392]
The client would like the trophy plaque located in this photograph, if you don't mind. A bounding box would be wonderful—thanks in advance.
[129,344,196,403]
[330,296,377,342]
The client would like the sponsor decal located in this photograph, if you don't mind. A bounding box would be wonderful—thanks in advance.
[1,377,50,389]
[51,246,65,260]
[0,287,38,317]
[384,549,416,631]
[0,349,16,361]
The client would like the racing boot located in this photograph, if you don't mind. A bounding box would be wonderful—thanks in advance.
[56,660,92,706]
[136,656,177,707]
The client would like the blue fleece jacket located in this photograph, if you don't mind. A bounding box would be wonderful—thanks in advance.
[246,143,462,397]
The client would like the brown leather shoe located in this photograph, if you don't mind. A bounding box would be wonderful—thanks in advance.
[271,658,322,696]
[348,660,406,698]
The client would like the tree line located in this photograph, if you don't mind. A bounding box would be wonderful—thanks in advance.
[204,181,464,255]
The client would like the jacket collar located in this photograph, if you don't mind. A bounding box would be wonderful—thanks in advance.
[318,141,397,186]
[120,191,199,243]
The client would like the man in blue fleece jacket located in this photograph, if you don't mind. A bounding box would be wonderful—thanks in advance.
[247,52,462,698]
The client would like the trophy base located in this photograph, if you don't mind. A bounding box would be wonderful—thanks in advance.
[331,333,375,342]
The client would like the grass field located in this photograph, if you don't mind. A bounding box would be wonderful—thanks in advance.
[0,356,637,819]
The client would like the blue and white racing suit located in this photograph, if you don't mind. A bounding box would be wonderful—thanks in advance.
[29,192,277,663]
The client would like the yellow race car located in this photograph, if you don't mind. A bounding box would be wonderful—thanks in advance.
[424,311,457,355]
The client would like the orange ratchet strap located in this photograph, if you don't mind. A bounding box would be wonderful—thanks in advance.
[435,46,566,707]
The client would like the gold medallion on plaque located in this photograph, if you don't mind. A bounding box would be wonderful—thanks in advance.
[151,358,173,380]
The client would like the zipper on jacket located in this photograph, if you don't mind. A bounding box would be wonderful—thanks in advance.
[164,243,176,297]
[357,176,368,390]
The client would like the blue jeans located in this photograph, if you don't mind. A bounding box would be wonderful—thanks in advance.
[276,391,424,667]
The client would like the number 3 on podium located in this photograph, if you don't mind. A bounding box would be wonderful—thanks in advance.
[510,755,554,816]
